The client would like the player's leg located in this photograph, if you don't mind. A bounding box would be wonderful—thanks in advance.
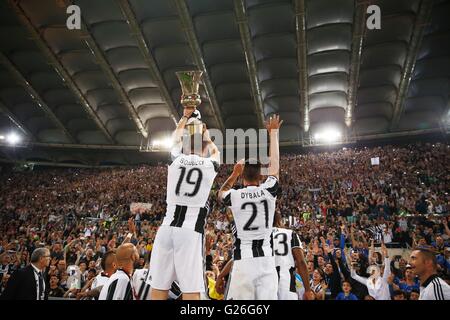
[150,226,176,300]
[278,269,298,300]
[225,259,255,300]
[255,256,278,300]
[173,228,205,300]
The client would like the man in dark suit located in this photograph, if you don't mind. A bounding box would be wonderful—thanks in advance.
[0,248,51,300]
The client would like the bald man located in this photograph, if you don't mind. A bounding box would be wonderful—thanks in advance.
[99,244,139,300]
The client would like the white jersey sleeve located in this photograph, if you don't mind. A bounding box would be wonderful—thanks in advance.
[170,142,182,161]
[260,176,280,197]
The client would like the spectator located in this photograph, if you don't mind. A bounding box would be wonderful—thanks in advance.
[336,281,358,300]
[0,142,448,300]
[48,275,65,298]
[392,290,406,300]
[0,247,51,300]
[409,248,450,300]
[350,243,391,300]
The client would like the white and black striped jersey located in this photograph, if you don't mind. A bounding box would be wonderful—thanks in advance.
[273,227,303,269]
[91,273,110,290]
[98,269,133,300]
[132,268,182,300]
[133,269,152,300]
[163,153,219,233]
[273,227,302,296]
[419,274,450,300]
[221,176,279,260]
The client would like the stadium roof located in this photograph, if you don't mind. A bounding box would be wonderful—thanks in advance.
[0,0,449,165]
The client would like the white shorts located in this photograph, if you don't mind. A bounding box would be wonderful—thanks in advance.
[277,267,298,300]
[226,256,278,300]
[149,226,205,294]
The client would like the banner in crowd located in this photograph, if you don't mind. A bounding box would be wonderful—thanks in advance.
[130,202,153,213]
[371,157,380,165]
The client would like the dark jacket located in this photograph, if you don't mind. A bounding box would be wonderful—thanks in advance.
[0,265,49,300]
[326,252,342,299]
[338,258,369,300]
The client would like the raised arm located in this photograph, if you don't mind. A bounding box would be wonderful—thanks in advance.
[218,160,244,200]
[292,247,314,300]
[443,218,450,237]
[265,115,283,180]
[121,218,136,245]
[215,259,234,294]
[203,125,220,164]
[172,108,195,143]
[350,225,357,248]
[350,268,368,286]
[381,243,391,281]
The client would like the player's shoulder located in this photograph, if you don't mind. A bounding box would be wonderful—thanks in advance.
[133,268,147,278]
[114,270,131,282]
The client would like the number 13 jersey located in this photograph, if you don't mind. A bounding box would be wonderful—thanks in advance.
[221,176,279,260]
[162,154,219,233]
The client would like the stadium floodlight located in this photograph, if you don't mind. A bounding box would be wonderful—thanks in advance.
[313,128,342,143]
[152,139,161,148]
[6,132,21,145]
[162,137,173,148]
[152,137,173,149]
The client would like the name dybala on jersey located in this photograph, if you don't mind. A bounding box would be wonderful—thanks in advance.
[222,176,279,260]
[161,150,219,233]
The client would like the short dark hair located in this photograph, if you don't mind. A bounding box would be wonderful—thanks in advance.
[415,248,438,269]
[101,251,116,271]
[342,280,352,287]
[242,159,261,182]
[273,211,283,228]
[393,290,405,297]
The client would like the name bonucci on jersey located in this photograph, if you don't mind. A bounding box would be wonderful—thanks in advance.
[222,176,279,260]
[162,153,219,233]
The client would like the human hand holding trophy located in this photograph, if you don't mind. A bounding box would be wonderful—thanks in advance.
[176,71,204,135]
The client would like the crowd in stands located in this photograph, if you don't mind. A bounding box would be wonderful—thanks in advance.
[0,142,449,300]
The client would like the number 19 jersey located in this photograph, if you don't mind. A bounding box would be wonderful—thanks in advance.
[162,154,219,233]
[221,176,279,260]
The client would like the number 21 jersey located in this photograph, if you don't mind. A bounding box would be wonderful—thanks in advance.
[221,176,279,260]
